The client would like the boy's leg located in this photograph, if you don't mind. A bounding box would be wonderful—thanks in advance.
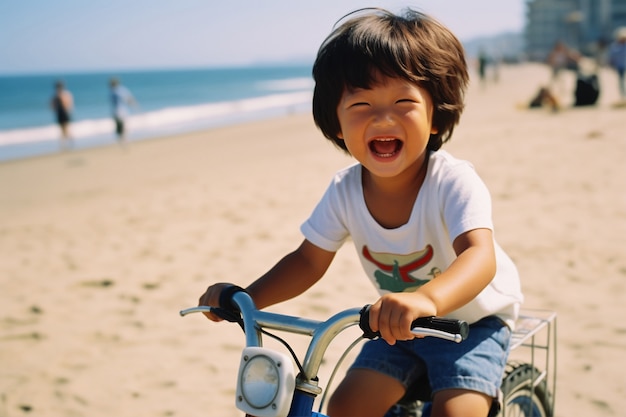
[422,316,510,417]
[327,368,405,417]
[430,388,491,417]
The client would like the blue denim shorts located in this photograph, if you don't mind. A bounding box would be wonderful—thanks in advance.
[350,315,511,398]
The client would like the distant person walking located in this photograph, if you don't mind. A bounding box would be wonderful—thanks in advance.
[608,28,626,102]
[50,80,74,150]
[109,78,137,142]
[477,48,489,87]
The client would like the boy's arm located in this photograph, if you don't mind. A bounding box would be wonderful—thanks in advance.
[246,239,335,309]
[421,227,496,313]
[369,228,495,345]
[199,239,335,319]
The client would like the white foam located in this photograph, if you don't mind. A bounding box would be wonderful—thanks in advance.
[0,91,312,147]
[257,78,314,91]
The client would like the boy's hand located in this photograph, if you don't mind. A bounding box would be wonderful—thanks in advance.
[198,282,233,321]
[368,292,437,345]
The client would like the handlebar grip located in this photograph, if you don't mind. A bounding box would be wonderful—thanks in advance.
[359,304,469,341]
[411,316,469,340]
[218,285,247,310]
[210,285,248,323]
[210,307,242,323]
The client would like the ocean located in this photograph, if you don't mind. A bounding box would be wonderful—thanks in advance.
[0,64,314,161]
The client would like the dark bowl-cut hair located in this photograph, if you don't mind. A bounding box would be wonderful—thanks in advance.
[312,8,469,153]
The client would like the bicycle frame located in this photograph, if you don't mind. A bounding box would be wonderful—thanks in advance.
[181,292,556,417]
[181,291,364,417]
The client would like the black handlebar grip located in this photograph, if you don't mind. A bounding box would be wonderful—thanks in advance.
[218,285,247,310]
[210,307,242,323]
[411,316,469,340]
[359,305,379,339]
[216,285,247,322]
[359,304,469,341]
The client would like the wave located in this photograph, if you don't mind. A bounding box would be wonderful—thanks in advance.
[0,90,313,147]
[257,77,314,92]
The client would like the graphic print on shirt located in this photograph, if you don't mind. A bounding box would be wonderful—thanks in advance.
[362,244,437,292]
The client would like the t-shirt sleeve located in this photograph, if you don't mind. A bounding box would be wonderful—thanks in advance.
[300,178,349,253]
[439,162,494,242]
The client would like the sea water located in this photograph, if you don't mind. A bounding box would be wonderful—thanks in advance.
[0,65,314,161]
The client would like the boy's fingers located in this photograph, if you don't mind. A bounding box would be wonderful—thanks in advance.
[202,311,223,322]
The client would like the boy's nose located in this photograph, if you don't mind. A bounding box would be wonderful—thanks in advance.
[372,108,395,126]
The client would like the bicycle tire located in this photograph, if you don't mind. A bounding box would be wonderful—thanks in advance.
[496,361,553,417]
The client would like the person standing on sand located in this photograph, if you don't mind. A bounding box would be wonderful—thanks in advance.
[50,80,74,150]
[109,78,137,143]
[477,48,489,88]
[199,8,522,417]
[608,28,626,102]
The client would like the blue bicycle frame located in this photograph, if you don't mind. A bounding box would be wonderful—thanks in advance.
[181,291,466,417]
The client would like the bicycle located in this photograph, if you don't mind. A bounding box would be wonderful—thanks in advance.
[180,287,556,417]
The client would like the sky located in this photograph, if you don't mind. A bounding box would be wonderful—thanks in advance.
[0,0,525,75]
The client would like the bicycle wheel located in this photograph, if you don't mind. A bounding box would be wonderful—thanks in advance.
[497,361,553,417]
[384,401,423,417]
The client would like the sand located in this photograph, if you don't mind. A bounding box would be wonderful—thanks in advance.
[1,63,625,417]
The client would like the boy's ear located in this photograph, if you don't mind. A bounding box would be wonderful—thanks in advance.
[430,125,439,135]
[336,131,344,139]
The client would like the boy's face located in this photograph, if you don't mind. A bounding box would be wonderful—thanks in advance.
[336,74,438,179]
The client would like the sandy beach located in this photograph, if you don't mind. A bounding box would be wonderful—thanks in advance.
[1,62,625,417]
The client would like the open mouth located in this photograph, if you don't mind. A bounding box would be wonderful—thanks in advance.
[369,138,403,157]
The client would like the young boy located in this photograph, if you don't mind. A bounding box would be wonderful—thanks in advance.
[199,8,522,417]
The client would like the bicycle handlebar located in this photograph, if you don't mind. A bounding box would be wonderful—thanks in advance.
[181,286,468,349]
[181,287,470,384]
[358,304,469,343]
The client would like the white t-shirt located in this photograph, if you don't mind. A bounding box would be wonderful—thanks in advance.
[301,150,523,327]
